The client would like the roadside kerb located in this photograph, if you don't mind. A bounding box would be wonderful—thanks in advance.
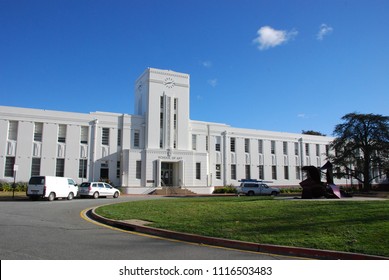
[89,207,388,260]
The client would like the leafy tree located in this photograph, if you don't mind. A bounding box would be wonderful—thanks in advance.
[329,112,389,191]
[302,130,326,136]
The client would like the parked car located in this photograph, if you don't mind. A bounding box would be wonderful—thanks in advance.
[237,179,280,196]
[27,176,78,201]
[78,182,120,199]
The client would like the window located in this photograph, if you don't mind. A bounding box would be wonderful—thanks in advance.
[271,141,276,154]
[245,165,251,179]
[79,159,87,179]
[231,164,236,180]
[215,136,221,151]
[245,139,250,153]
[58,124,66,143]
[272,166,277,180]
[316,144,320,157]
[230,137,236,152]
[160,112,164,128]
[305,143,310,156]
[284,166,289,180]
[34,123,43,142]
[100,161,109,179]
[81,126,88,144]
[117,129,122,147]
[56,159,65,177]
[283,141,288,155]
[31,158,41,176]
[325,145,330,156]
[136,161,141,179]
[216,164,221,179]
[134,130,140,147]
[206,136,209,151]
[196,162,201,180]
[102,128,109,145]
[258,139,263,154]
[258,165,264,180]
[294,142,299,155]
[296,166,301,180]
[4,157,15,177]
[192,134,197,150]
[117,161,121,179]
[8,121,18,141]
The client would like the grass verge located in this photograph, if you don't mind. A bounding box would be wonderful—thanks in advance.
[95,196,389,257]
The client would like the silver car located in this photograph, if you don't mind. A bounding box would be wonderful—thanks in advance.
[79,182,120,199]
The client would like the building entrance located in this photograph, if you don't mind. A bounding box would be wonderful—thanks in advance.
[161,162,174,186]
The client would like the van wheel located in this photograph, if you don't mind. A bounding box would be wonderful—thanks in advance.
[67,192,74,200]
[48,192,55,201]
[247,191,255,196]
[113,192,119,198]
[93,192,99,199]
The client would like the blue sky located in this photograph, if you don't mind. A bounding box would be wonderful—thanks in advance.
[1,0,388,136]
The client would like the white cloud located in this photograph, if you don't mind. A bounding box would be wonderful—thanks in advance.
[317,24,333,40]
[253,26,298,50]
[201,61,212,68]
[208,78,218,87]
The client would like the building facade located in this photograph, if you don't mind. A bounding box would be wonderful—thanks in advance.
[0,68,343,194]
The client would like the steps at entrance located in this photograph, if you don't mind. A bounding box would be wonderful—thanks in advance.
[153,187,197,196]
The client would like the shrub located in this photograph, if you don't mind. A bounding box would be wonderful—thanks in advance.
[0,181,27,192]
[0,181,12,192]
[213,185,237,194]
[280,187,302,194]
[15,182,27,192]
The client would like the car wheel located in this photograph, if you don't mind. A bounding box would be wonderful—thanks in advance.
[93,192,99,199]
[248,191,255,196]
[271,191,278,196]
[113,191,119,198]
[67,192,74,200]
[48,192,55,201]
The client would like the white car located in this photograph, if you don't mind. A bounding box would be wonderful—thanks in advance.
[237,180,280,196]
[79,182,120,199]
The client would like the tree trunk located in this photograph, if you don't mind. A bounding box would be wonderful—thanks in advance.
[363,158,371,192]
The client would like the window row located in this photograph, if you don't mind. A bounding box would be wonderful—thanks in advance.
[5,121,143,148]
[6,121,90,144]
[191,135,330,158]
[4,156,121,180]
[216,164,302,181]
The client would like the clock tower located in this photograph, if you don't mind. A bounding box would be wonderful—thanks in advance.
[135,68,190,150]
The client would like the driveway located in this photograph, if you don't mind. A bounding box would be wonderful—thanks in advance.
[0,196,297,260]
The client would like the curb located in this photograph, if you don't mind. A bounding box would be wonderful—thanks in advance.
[89,208,388,260]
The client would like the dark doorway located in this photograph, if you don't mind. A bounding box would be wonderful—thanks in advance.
[161,162,174,186]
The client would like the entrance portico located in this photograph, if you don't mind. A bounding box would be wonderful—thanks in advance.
[156,159,184,188]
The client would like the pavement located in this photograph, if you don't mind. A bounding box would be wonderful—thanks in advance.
[87,196,389,260]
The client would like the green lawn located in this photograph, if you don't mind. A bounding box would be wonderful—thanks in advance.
[95,196,389,257]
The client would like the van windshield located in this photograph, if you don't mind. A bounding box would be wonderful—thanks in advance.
[29,177,45,184]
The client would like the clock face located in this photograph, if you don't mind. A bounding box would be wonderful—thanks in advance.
[164,77,175,88]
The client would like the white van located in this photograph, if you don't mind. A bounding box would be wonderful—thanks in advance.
[27,176,78,201]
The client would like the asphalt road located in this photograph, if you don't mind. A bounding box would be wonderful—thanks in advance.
[0,195,297,260]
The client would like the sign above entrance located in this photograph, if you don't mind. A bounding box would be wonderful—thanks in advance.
[158,156,182,160]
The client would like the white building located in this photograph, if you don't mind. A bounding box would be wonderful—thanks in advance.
[0,68,339,194]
